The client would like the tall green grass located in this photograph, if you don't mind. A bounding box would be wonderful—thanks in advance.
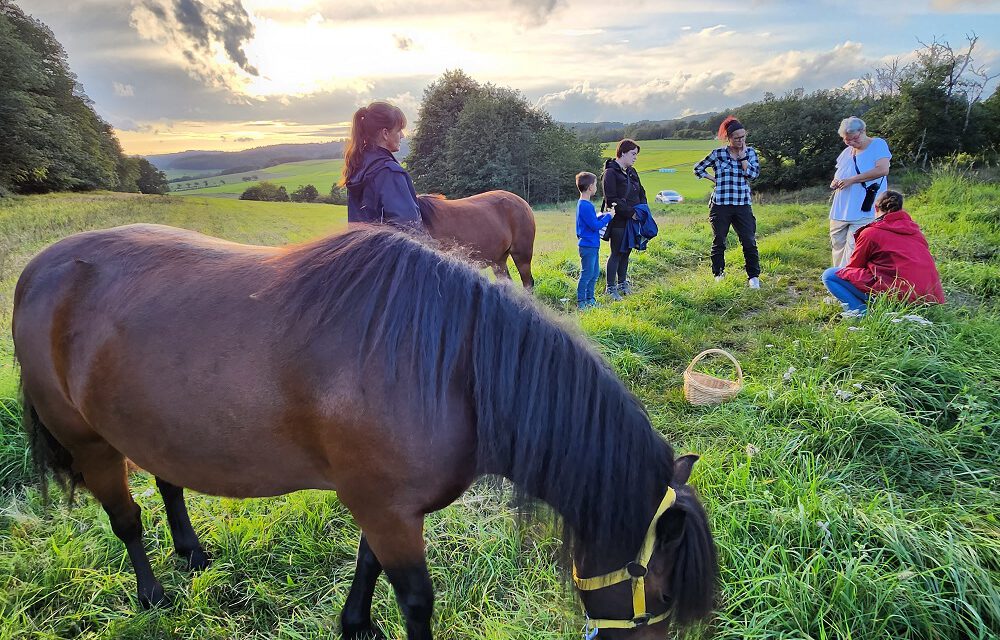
[0,169,997,638]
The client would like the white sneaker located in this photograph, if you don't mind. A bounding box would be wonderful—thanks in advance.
[714,272,725,282]
[748,277,761,289]
[840,309,865,319]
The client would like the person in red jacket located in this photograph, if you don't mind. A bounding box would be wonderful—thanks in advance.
[822,190,945,318]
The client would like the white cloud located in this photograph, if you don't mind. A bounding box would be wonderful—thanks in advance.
[536,40,878,121]
[930,0,999,11]
[113,81,135,97]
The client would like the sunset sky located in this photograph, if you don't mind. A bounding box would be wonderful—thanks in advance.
[17,0,1000,155]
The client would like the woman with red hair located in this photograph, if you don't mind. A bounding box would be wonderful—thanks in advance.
[693,116,762,288]
[341,101,421,229]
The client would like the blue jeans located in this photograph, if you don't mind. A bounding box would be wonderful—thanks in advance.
[578,246,600,304]
[822,267,869,312]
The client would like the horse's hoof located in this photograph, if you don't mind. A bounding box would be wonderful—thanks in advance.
[138,581,169,609]
[186,548,211,572]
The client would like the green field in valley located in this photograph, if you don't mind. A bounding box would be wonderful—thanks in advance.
[0,167,998,639]
[169,139,719,205]
[601,138,719,204]
[170,159,346,198]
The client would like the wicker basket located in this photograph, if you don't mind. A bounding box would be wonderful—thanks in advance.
[683,349,744,406]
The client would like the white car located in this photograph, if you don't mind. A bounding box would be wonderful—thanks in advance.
[654,189,684,204]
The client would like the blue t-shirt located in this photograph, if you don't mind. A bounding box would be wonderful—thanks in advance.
[576,199,612,248]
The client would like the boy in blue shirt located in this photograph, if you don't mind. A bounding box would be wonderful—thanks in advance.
[576,171,613,309]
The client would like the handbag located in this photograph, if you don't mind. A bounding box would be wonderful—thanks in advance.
[853,155,883,213]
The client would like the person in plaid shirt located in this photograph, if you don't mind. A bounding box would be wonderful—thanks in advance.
[693,116,762,288]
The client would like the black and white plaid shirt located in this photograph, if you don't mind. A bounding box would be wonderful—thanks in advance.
[693,146,760,206]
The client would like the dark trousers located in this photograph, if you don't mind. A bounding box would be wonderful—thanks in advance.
[709,203,760,278]
[606,226,632,288]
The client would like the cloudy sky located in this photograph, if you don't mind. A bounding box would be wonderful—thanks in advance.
[16,0,1000,155]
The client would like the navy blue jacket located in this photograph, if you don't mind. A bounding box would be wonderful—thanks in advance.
[346,147,421,229]
[624,203,658,251]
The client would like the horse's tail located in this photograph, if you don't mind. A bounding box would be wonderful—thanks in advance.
[20,386,81,503]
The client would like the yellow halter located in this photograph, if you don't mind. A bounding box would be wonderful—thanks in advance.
[573,486,677,636]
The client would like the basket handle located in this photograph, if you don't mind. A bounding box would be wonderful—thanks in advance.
[685,349,744,385]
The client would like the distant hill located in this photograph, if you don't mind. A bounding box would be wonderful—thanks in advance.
[146,141,348,172]
[561,113,723,143]
[561,112,717,133]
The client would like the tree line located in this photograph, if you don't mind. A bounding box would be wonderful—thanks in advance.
[735,36,1000,192]
[0,1,167,196]
[407,70,604,205]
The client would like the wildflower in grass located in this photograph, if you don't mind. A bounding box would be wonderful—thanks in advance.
[891,313,933,326]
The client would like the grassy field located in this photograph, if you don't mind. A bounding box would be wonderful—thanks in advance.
[163,169,220,182]
[170,139,718,204]
[601,138,719,204]
[0,170,998,639]
[170,159,345,198]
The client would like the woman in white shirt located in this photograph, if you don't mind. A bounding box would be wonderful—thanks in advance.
[829,116,891,267]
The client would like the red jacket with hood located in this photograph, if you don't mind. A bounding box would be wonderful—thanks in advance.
[837,209,945,304]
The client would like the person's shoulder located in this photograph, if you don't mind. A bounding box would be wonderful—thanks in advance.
[870,137,891,154]
[577,199,596,212]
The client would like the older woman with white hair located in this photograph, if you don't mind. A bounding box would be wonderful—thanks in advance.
[828,116,891,266]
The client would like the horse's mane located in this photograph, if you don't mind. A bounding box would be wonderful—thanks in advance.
[266,227,674,558]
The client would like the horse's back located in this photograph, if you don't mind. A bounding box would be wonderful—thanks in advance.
[418,191,534,265]
[12,224,476,499]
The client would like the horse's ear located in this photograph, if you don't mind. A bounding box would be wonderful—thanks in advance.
[673,454,699,486]
[656,506,686,547]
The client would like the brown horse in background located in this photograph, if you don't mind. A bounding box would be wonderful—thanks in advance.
[418,190,535,289]
[14,224,716,639]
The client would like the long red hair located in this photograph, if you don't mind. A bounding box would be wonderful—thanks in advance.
[341,101,407,185]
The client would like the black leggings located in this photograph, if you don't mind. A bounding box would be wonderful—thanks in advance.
[606,226,632,288]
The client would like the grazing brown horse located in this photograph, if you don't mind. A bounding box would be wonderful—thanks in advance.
[14,225,716,639]
[418,190,535,289]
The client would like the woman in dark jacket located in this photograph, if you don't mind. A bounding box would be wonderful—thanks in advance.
[601,139,647,300]
[342,101,421,230]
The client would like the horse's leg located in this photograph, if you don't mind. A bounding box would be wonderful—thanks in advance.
[341,533,385,640]
[349,512,434,640]
[155,477,210,571]
[383,561,434,640]
[510,251,533,290]
[78,443,167,608]
[491,256,512,282]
